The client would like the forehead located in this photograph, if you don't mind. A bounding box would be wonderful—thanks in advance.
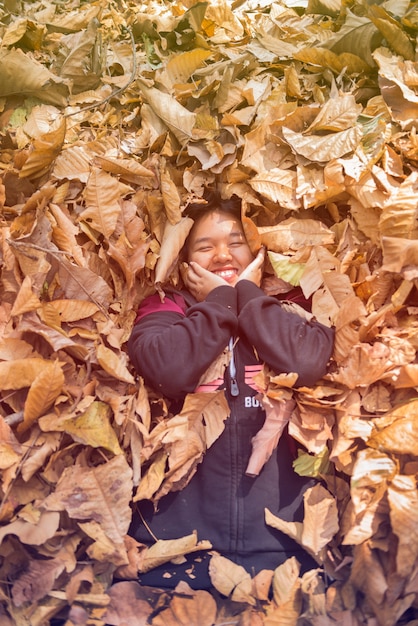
[189,210,244,241]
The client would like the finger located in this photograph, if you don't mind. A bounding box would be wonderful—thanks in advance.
[257,246,266,261]
[253,247,266,267]
[189,261,207,277]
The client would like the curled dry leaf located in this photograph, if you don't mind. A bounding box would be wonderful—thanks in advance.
[138,532,212,573]
[154,216,194,287]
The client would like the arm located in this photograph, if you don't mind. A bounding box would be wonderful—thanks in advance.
[236,280,334,387]
[128,287,238,399]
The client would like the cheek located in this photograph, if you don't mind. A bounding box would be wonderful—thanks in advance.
[237,249,255,268]
[188,251,211,268]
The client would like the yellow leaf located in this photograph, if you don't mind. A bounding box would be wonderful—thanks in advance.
[293,446,330,478]
[166,48,212,84]
[61,401,122,455]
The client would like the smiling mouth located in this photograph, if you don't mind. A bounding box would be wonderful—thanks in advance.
[213,268,238,282]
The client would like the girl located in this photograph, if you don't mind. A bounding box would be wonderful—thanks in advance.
[128,193,334,588]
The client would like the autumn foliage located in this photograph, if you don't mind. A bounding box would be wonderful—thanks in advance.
[1,0,418,624]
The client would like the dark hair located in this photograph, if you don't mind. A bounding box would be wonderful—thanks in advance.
[183,191,242,223]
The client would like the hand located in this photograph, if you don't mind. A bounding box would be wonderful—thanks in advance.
[236,247,265,287]
[183,261,231,302]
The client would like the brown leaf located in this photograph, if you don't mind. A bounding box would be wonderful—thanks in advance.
[12,558,66,607]
[104,581,154,626]
[0,358,60,390]
[96,343,135,384]
[138,532,212,573]
[266,484,339,562]
[151,582,217,626]
[160,158,182,224]
[209,553,251,597]
[80,167,125,238]
[388,474,418,578]
[20,360,65,433]
[245,397,295,477]
[10,275,42,316]
[44,455,133,564]
[154,216,194,286]
[18,117,66,179]
[367,400,418,456]
[40,400,122,455]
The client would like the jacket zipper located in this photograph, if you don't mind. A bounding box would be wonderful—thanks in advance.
[229,337,239,397]
[228,337,240,555]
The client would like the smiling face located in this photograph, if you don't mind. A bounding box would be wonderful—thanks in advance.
[186,210,254,285]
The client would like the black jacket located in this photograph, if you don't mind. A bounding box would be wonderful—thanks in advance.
[127,280,335,588]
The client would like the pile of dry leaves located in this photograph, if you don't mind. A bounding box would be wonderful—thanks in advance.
[1,0,418,624]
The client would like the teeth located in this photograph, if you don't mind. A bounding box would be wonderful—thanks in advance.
[215,270,236,278]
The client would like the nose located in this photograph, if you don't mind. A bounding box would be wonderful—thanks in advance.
[214,244,232,263]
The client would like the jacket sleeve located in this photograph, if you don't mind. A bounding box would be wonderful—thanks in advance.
[236,280,334,388]
[128,286,238,399]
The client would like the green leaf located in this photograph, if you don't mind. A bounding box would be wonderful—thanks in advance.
[293,446,330,477]
[268,251,305,286]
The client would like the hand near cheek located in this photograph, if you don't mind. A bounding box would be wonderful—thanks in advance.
[236,247,265,287]
[184,262,230,302]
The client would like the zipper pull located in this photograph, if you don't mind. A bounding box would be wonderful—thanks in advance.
[230,377,239,397]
